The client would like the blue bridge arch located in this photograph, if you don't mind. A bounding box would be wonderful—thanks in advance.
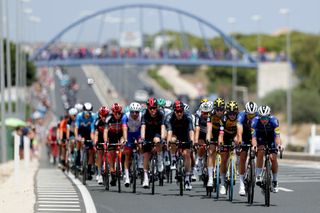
[31,4,257,68]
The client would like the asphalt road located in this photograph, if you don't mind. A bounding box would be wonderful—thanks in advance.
[52,66,320,213]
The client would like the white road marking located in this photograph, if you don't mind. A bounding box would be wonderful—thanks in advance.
[278,187,294,192]
[38,192,77,195]
[39,204,80,208]
[38,201,80,204]
[38,195,79,198]
[67,172,97,213]
[37,208,81,212]
[38,198,79,201]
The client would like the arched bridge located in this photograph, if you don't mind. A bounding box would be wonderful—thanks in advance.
[31,4,257,68]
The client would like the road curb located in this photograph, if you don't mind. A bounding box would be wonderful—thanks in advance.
[283,151,320,161]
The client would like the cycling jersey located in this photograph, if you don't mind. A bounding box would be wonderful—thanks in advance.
[164,108,172,117]
[237,111,258,144]
[207,113,223,141]
[251,116,280,146]
[105,113,123,144]
[94,117,107,143]
[166,112,193,144]
[122,112,142,147]
[67,117,76,138]
[141,109,165,141]
[59,118,68,140]
[75,112,96,140]
[195,113,208,140]
[220,115,238,145]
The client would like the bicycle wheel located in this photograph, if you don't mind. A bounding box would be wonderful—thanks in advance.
[132,153,137,193]
[215,156,220,199]
[178,158,184,196]
[264,159,271,207]
[82,150,87,185]
[228,158,234,202]
[151,157,156,195]
[116,155,121,193]
[104,160,110,191]
[248,159,255,204]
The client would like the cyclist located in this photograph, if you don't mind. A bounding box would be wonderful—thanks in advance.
[157,98,166,110]
[122,102,142,187]
[105,103,124,187]
[67,107,78,168]
[206,98,225,188]
[166,100,194,190]
[218,100,240,195]
[140,97,166,188]
[237,101,258,196]
[251,105,282,193]
[59,112,69,171]
[93,106,109,185]
[74,102,96,180]
[194,101,213,177]
[164,99,173,117]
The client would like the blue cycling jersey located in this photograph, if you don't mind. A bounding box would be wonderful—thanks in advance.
[251,115,280,145]
[237,111,258,143]
[75,112,96,137]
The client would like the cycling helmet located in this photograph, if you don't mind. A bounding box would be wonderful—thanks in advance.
[74,103,83,112]
[258,105,271,117]
[245,101,258,114]
[226,101,238,112]
[112,103,122,113]
[68,108,78,116]
[201,98,209,103]
[165,100,172,108]
[157,98,166,107]
[173,100,184,111]
[146,97,158,107]
[184,103,190,112]
[99,106,109,117]
[83,102,93,112]
[214,98,225,109]
[129,102,141,112]
[200,101,213,113]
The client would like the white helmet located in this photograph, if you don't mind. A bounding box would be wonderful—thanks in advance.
[258,105,271,117]
[83,102,93,112]
[129,102,141,112]
[75,103,83,112]
[245,101,258,114]
[200,101,213,113]
[68,107,78,116]
[184,103,190,112]
[165,100,172,108]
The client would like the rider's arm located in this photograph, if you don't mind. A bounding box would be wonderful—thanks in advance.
[218,120,224,145]
[194,116,200,144]
[74,114,80,139]
[251,117,258,148]
[160,111,166,140]
[236,123,243,145]
[165,115,173,142]
[206,117,212,142]
[122,114,128,142]
[272,117,281,147]
[187,114,194,143]
[94,130,98,144]
[140,113,146,140]
[66,124,70,140]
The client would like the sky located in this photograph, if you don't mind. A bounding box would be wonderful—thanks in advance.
[5,0,320,43]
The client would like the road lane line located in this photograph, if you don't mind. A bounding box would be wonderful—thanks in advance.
[67,173,97,213]
[38,198,79,201]
[278,187,294,192]
[37,208,81,212]
[38,201,80,204]
[39,204,80,208]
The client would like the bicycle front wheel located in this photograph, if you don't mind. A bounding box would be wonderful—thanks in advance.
[264,159,271,207]
[116,155,121,193]
[228,158,234,202]
[132,154,137,193]
[215,156,220,199]
[177,158,184,196]
[151,158,156,195]
[248,159,255,204]
[82,151,87,185]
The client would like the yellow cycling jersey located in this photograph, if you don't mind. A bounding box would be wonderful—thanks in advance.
[207,113,223,140]
[221,115,238,136]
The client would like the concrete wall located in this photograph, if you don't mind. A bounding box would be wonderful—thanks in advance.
[257,62,295,98]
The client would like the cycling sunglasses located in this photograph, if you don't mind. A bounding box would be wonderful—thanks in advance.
[175,110,184,114]
[148,107,157,110]
[130,111,140,114]
[228,112,237,116]
[260,116,270,121]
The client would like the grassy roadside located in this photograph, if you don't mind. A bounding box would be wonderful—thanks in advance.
[148,68,173,91]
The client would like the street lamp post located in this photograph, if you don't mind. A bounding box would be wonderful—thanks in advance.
[1,0,8,162]
[4,0,12,115]
[228,17,237,101]
[279,8,292,145]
